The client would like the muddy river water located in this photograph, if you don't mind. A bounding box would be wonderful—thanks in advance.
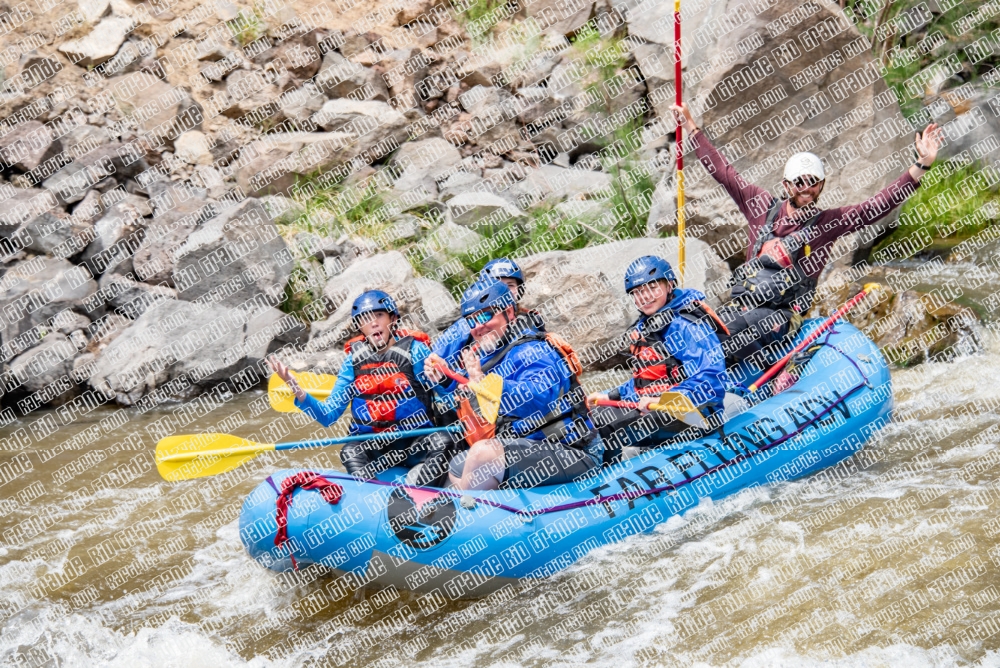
[4,259,1000,667]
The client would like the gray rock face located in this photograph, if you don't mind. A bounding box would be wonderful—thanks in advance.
[80,197,147,274]
[517,237,732,369]
[0,257,98,345]
[86,300,238,404]
[525,0,593,35]
[457,86,520,146]
[0,188,59,236]
[172,198,293,308]
[312,100,408,144]
[107,72,203,148]
[9,333,79,400]
[41,143,147,205]
[391,138,464,195]
[309,251,459,350]
[18,211,93,257]
[316,51,389,101]
[235,132,357,196]
[133,186,216,285]
[87,298,308,404]
[0,121,62,172]
[58,17,134,67]
[98,272,177,319]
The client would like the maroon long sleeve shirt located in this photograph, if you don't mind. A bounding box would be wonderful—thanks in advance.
[691,131,920,280]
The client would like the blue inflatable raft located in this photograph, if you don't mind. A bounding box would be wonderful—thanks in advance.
[239,321,892,597]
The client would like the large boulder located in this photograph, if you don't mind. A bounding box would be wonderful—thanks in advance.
[518,237,731,370]
[391,138,464,197]
[41,143,147,205]
[316,51,389,101]
[812,254,981,366]
[0,121,63,172]
[133,184,216,285]
[0,188,59,236]
[79,196,149,274]
[634,0,914,258]
[87,300,304,405]
[107,72,203,149]
[8,333,80,403]
[172,198,294,308]
[16,211,93,257]
[97,273,177,319]
[235,132,356,196]
[58,16,133,67]
[308,251,460,352]
[0,257,98,347]
[448,192,525,228]
[312,99,409,143]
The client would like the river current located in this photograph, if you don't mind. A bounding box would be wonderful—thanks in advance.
[3,259,1000,667]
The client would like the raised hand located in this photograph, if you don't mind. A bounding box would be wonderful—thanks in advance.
[267,355,305,401]
[461,348,484,383]
[670,103,699,133]
[915,123,943,166]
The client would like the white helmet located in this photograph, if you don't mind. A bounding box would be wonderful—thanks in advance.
[783,152,825,182]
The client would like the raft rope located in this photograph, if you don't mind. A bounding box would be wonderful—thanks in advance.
[269,471,343,569]
[273,331,875,520]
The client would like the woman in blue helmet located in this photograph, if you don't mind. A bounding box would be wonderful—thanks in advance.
[587,256,728,461]
[425,277,602,490]
[432,258,544,371]
[268,290,460,485]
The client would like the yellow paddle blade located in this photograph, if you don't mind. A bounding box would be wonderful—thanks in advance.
[268,371,337,413]
[470,373,503,424]
[155,433,274,481]
[650,391,708,429]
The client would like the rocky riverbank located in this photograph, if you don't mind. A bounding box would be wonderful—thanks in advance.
[1,0,991,413]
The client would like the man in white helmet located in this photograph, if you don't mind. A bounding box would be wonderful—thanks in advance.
[671,103,943,378]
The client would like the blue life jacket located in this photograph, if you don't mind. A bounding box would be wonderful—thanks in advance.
[621,288,727,409]
[478,316,594,448]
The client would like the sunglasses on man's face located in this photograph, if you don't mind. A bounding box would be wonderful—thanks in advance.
[791,176,821,189]
[465,308,498,329]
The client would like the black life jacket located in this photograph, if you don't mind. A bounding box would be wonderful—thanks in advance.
[344,329,435,434]
[625,301,727,397]
[479,321,594,448]
[730,199,820,312]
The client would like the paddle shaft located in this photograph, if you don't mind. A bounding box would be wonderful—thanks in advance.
[158,426,463,463]
[594,399,641,410]
[748,287,874,392]
[674,0,685,287]
[593,398,688,414]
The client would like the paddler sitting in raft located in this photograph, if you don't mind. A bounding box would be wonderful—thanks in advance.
[425,277,603,490]
[433,258,545,371]
[267,290,460,486]
[587,255,728,462]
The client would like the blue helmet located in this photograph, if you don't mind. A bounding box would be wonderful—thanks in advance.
[481,258,524,284]
[624,255,677,292]
[460,277,516,317]
[481,258,524,300]
[351,290,398,321]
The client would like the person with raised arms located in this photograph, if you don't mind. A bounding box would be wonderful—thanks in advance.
[425,277,602,490]
[586,256,728,461]
[268,290,459,486]
[671,103,942,387]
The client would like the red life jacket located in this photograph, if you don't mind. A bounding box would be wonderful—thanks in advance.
[343,328,435,434]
